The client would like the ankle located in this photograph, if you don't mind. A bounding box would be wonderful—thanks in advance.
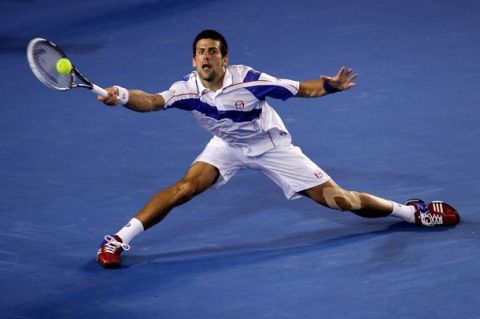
[115,218,144,244]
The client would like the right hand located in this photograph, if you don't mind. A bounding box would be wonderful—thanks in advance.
[97,86,121,106]
[320,67,357,92]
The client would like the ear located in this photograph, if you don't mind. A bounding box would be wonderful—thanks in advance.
[192,57,196,68]
[223,54,229,67]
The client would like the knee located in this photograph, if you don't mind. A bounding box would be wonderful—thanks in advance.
[172,180,197,204]
[333,196,353,211]
[323,187,362,211]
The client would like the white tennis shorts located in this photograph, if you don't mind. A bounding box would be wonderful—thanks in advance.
[195,138,330,200]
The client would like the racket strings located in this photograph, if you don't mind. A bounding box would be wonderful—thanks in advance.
[30,41,73,90]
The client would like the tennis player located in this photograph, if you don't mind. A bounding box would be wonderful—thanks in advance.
[96,30,460,268]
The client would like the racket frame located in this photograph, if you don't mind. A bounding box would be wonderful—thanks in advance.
[27,38,108,96]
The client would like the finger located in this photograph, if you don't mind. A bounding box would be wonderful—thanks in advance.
[103,86,117,96]
[97,95,112,103]
[341,67,351,80]
[347,73,358,82]
[99,95,120,106]
[96,87,120,105]
[107,96,121,106]
[344,68,352,78]
[336,66,345,78]
[97,93,111,102]
[347,82,357,89]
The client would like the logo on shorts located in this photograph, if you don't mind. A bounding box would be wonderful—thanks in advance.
[235,100,245,110]
[314,171,323,178]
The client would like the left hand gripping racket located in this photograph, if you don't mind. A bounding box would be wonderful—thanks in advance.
[27,38,108,97]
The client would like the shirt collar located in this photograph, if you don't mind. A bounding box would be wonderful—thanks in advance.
[195,68,232,95]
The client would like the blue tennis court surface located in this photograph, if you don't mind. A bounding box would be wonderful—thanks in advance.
[1,0,480,318]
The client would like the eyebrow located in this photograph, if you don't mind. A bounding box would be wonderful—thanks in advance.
[197,46,219,51]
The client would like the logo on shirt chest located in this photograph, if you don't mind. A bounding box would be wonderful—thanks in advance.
[235,100,245,110]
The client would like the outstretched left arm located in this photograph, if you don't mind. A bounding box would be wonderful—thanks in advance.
[296,66,357,98]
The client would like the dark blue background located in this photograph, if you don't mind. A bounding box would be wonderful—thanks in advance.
[1,0,479,318]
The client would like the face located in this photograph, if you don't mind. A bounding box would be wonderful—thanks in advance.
[192,38,228,85]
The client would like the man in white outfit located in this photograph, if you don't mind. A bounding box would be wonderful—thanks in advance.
[96,29,460,268]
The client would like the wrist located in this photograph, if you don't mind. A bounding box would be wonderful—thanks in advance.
[323,81,341,94]
[114,86,129,105]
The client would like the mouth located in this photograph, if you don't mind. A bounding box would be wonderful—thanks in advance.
[202,63,211,71]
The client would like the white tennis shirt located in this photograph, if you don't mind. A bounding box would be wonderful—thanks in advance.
[158,65,300,156]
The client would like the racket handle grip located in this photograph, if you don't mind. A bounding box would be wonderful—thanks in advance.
[91,84,108,97]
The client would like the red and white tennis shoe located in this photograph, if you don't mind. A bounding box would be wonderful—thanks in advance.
[405,199,460,227]
[97,235,130,268]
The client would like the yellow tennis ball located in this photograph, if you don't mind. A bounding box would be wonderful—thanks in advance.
[56,58,72,74]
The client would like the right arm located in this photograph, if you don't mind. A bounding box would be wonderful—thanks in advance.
[296,67,357,98]
[98,86,165,112]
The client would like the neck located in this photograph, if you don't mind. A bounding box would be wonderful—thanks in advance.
[200,73,225,91]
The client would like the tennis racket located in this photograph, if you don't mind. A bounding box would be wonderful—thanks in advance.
[27,38,108,97]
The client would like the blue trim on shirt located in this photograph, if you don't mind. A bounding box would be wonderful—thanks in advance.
[243,69,261,82]
[169,98,262,122]
[245,85,295,101]
[243,69,295,100]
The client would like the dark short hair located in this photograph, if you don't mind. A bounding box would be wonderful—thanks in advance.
[192,29,228,57]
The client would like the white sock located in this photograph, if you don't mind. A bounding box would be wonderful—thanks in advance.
[115,218,144,244]
[390,201,416,223]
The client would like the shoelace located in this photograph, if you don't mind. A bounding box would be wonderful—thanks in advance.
[103,235,130,253]
[419,212,443,226]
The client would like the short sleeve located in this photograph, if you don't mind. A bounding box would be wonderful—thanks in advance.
[157,88,174,110]
[242,69,299,101]
[158,80,196,110]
